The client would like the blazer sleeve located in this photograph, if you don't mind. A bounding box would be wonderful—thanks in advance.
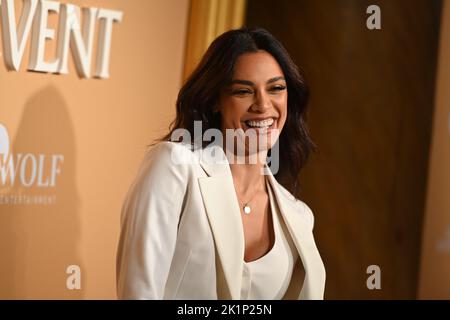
[116,142,189,299]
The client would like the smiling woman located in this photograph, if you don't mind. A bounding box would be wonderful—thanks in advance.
[116,27,326,300]
[218,51,287,159]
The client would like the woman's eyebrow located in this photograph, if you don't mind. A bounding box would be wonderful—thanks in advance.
[229,76,285,86]
[267,76,285,84]
[229,79,254,86]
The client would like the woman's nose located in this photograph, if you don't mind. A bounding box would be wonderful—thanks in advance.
[250,91,270,113]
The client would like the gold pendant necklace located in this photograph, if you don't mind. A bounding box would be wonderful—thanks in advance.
[239,177,265,215]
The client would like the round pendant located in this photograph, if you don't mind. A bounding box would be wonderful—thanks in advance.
[243,205,251,215]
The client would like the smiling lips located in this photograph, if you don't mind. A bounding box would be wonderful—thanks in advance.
[245,118,275,129]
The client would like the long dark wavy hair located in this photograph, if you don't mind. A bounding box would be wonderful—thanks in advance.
[157,27,315,200]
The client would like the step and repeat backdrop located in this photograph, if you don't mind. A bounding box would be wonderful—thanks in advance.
[0,0,189,299]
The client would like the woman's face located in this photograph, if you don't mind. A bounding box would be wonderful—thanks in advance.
[218,50,288,154]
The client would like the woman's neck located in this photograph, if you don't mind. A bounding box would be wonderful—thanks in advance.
[229,162,266,193]
[221,136,269,192]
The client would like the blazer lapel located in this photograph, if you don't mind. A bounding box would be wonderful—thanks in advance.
[264,165,325,299]
[197,145,324,300]
[197,144,244,300]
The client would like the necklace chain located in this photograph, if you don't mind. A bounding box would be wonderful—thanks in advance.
[236,176,265,215]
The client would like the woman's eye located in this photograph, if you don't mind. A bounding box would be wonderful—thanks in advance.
[270,85,286,92]
[232,89,253,96]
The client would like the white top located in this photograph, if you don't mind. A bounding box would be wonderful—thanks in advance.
[240,177,299,300]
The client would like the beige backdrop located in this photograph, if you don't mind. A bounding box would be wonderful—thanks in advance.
[418,0,450,299]
[0,0,189,299]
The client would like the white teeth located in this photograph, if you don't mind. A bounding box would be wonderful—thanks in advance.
[246,118,274,128]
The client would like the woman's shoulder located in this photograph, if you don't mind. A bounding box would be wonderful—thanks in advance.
[146,140,195,155]
[144,141,200,166]
[130,141,199,186]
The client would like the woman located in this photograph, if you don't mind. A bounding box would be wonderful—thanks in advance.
[116,27,325,300]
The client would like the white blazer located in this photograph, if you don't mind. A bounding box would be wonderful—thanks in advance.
[116,141,326,299]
